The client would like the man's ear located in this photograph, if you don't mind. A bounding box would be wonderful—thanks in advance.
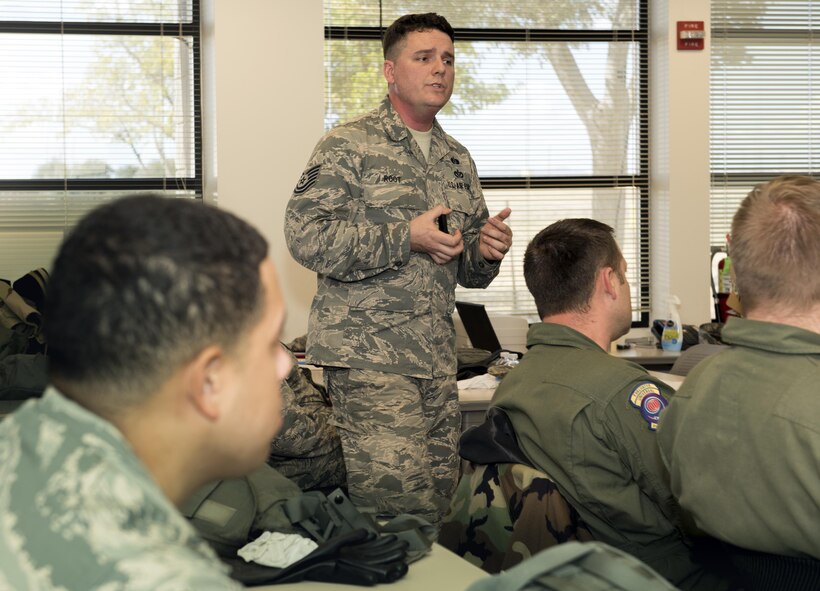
[601,267,619,300]
[186,345,224,422]
[383,59,395,84]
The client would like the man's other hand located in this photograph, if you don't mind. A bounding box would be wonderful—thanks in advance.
[479,208,512,261]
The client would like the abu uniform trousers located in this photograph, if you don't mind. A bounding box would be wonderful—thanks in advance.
[326,368,459,524]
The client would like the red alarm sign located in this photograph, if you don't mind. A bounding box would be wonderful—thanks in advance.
[677,21,705,51]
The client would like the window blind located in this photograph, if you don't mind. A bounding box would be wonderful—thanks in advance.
[0,1,201,281]
[324,0,650,323]
[711,1,820,248]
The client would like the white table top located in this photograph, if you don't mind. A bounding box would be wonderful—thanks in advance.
[611,346,681,366]
[253,543,488,590]
[647,370,685,390]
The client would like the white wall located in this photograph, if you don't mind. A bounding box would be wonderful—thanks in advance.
[210,0,715,338]
[650,0,712,326]
[210,0,323,342]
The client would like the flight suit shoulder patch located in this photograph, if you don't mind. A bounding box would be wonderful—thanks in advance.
[629,381,668,431]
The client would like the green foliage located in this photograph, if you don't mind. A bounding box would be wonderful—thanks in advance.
[328,0,627,29]
[34,158,173,179]
[324,1,640,126]
[325,40,510,124]
[64,35,182,173]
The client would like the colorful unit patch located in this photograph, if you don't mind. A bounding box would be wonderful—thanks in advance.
[629,382,668,431]
[294,164,321,195]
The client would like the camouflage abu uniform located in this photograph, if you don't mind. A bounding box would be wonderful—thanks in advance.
[0,387,241,590]
[268,346,346,492]
[285,95,499,523]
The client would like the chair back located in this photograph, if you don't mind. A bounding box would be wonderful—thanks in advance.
[669,343,728,376]
[722,542,820,591]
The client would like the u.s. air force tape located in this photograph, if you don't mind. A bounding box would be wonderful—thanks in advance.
[294,164,321,195]
[629,382,668,431]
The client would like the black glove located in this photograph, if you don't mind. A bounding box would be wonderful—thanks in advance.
[228,528,409,587]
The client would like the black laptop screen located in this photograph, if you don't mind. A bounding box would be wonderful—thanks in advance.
[455,301,502,354]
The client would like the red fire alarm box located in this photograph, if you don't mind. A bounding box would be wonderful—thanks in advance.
[677,21,705,51]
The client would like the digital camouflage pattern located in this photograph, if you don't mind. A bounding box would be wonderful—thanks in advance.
[0,387,241,590]
[285,95,499,379]
[285,95,499,525]
[440,462,594,574]
[325,367,460,525]
[267,347,346,492]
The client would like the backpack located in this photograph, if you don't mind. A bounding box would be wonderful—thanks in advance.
[181,464,301,558]
[182,464,436,586]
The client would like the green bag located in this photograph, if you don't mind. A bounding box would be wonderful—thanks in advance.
[183,464,436,565]
[181,464,302,558]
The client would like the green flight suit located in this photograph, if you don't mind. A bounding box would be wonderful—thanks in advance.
[490,323,703,587]
[658,318,820,559]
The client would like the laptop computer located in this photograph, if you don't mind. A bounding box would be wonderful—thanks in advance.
[455,301,504,363]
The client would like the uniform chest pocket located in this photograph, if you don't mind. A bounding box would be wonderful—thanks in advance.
[361,181,426,224]
[442,189,474,233]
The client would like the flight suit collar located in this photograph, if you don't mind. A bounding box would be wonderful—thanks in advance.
[721,317,820,355]
[526,322,607,353]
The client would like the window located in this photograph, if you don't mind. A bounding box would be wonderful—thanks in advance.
[324,0,650,323]
[711,1,820,248]
[0,1,201,280]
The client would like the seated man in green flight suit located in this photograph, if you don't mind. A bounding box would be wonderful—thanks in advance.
[659,176,820,565]
[460,219,718,590]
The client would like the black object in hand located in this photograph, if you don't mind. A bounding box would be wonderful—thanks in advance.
[438,214,448,233]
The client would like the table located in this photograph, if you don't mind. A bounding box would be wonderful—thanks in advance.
[611,346,681,370]
[647,370,685,390]
[254,543,489,590]
[459,387,497,432]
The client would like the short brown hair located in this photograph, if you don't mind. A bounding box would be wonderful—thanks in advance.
[731,175,820,312]
[382,13,454,60]
[524,218,623,319]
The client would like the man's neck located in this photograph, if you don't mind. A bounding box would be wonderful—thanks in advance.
[112,390,207,507]
[541,311,612,352]
[745,302,820,334]
[388,93,436,131]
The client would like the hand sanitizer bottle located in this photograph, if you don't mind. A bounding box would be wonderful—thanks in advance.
[661,296,683,352]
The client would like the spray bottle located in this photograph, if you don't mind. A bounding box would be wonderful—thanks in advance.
[661,295,683,352]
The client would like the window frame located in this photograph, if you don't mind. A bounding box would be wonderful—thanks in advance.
[324,3,651,326]
[0,3,202,196]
